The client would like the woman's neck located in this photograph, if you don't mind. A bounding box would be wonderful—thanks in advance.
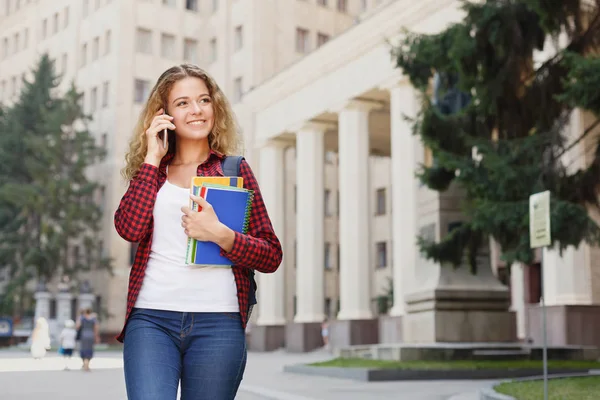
[171,138,211,166]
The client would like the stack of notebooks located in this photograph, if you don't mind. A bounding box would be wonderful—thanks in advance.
[185,176,254,266]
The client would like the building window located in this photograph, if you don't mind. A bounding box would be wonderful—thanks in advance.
[324,189,331,216]
[209,37,217,62]
[184,38,198,63]
[337,0,347,12]
[293,296,297,316]
[136,28,152,54]
[90,87,97,112]
[161,33,176,58]
[295,27,309,53]
[233,77,243,103]
[337,244,340,270]
[53,12,59,34]
[42,18,47,39]
[294,240,297,268]
[318,0,327,6]
[234,25,243,51]
[80,43,87,66]
[185,0,198,11]
[294,185,297,213]
[375,188,386,215]
[104,30,111,54]
[92,36,99,60]
[134,79,150,103]
[376,242,387,268]
[102,81,109,107]
[317,32,330,47]
[325,298,331,317]
[212,0,219,12]
[324,242,331,269]
[162,0,176,7]
[64,7,69,28]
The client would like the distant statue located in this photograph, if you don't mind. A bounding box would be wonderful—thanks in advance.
[35,278,47,293]
[79,280,92,294]
[57,275,70,293]
[432,72,471,115]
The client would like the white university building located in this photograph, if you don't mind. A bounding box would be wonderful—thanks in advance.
[1,0,599,350]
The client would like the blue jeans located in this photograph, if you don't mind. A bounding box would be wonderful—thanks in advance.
[123,308,247,400]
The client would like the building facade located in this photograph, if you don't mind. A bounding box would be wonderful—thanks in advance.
[243,0,600,350]
[0,0,392,337]
[1,0,599,349]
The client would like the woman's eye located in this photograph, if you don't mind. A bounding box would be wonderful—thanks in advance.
[200,98,210,103]
[177,101,187,106]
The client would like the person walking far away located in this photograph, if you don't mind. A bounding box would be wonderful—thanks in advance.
[58,319,77,370]
[114,63,283,400]
[76,308,99,371]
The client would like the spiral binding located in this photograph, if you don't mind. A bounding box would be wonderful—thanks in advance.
[242,190,255,234]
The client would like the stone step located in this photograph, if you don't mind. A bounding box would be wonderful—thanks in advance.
[472,349,530,360]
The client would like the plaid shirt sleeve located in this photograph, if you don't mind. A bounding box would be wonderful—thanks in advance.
[114,163,158,243]
[221,159,283,273]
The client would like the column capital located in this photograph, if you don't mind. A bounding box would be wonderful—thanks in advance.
[289,119,335,134]
[377,73,410,91]
[256,137,294,150]
[329,97,384,114]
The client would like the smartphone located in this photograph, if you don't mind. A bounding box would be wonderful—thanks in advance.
[162,109,168,148]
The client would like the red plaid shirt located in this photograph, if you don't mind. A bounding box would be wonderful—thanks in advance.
[113,149,282,343]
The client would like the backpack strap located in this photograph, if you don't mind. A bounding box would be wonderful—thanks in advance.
[220,155,257,311]
[221,155,244,177]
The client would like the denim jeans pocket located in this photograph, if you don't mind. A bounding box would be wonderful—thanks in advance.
[221,312,241,321]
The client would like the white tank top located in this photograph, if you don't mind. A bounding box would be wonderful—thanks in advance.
[134,179,239,313]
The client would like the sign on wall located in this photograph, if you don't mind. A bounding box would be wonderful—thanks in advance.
[529,190,551,248]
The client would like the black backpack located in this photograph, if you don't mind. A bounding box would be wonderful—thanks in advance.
[221,156,258,314]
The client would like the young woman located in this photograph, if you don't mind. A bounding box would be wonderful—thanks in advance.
[114,64,282,400]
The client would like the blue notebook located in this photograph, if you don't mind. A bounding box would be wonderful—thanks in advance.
[187,185,254,266]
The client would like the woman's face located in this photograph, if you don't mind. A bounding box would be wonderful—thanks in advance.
[167,76,215,141]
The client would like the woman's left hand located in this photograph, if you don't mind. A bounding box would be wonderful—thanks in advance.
[181,194,223,243]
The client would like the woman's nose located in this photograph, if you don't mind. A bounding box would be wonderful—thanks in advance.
[191,101,202,114]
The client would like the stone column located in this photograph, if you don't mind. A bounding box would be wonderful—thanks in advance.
[332,99,379,347]
[251,139,287,351]
[56,291,74,328]
[286,122,326,352]
[34,291,52,321]
[510,263,528,341]
[543,245,591,305]
[379,83,418,343]
[78,293,96,312]
[527,109,600,347]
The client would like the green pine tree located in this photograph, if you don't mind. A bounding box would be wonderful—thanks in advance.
[392,0,600,271]
[0,54,111,315]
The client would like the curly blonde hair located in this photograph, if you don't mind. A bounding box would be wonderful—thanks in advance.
[121,64,242,181]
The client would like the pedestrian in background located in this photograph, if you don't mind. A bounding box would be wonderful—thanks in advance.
[58,319,77,370]
[30,317,51,360]
[76,308,100,371]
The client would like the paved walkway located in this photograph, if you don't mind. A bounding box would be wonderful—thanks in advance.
[0,348,496,399]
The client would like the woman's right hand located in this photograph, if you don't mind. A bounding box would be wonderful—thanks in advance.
[144,108,175,167]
